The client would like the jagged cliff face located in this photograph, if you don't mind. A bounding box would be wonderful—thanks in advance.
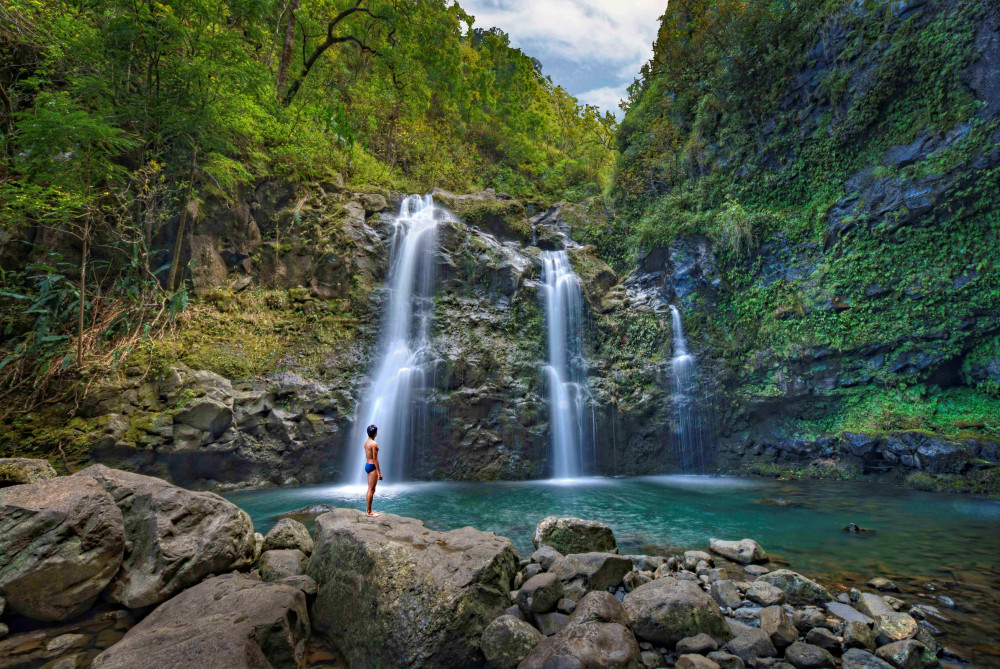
[613,0,1000,482]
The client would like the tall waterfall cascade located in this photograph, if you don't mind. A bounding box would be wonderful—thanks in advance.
[541,250,594,479]
[668,305,711,472]
[346,194,448,482]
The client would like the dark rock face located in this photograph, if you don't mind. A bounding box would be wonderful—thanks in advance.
[74,464,255,608]
[0,476,124,621]
[307,509,518,668]
[91,574,310,669]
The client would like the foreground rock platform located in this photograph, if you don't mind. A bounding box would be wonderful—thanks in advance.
[307,508,519,668]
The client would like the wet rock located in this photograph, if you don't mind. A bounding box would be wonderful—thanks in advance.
[530,545,563,571]
[258,549,308,582]
[707,651,746,669]
[0,476,124,621]
[874,640,925,669]
[784,641,836,669]
[709,539,767,565]
[866,577,898,593]
[535,611,571,636]
[307,509,517,668]
[91,574,309,669]
[677,655,722,669]
[757,571,831,606]
[0,458,57,487]
[550,553,633,592]
[677,633,719,655]
[533,516,618,554]
[480,615,542,669]
[710,580,743,609]
[842,621,876,651]
[872,613,918,646]
[805,627,840,655]
[746,581,786,607]
[519,591,643,669]
[518,573,564,614]
[623,577,733,647]
[759,606,797,651]
[74,465,254,608]
[731,607,762,628]
[724,629,777,663]
[262,518,314,555]
[841,648,894,669]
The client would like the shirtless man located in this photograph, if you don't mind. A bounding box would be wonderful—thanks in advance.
[363,424,383,516]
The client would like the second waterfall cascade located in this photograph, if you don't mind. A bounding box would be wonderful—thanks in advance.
[346,194,448,482]
[541,250,595,479]
[668,305,712,472]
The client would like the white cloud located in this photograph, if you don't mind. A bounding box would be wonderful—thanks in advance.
[577,85,629,118]
[462,0,664,115]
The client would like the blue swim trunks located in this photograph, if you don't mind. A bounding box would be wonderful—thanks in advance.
[365,463,376,474]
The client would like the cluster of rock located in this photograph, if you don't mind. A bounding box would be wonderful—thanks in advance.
[482,518,955,669]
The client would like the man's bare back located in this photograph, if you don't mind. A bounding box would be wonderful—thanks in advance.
[363,425,382,516]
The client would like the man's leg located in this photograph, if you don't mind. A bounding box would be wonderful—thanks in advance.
[366,470,378,515]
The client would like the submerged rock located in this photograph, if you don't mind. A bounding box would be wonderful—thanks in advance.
[0,476,124,621]
[92,574,309,669]
[623,577,733,647]
[533,516,618,554]
[307,509,517,668]
[74,465,255,608]
[709,539,768,565]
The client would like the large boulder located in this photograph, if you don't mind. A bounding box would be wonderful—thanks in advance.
[756,570,832,606]
[262,518,314,555]
[622,577,733,647]
[519,592,643,669]
[92,574,309,669]
[708,539,767,565]
[481,615,543,669]
[0,458,57,487]
[0,476,124,621]
[550,553,634,593]
[307,509,518,668]
[74,465,255,608]
[533,516,618,554]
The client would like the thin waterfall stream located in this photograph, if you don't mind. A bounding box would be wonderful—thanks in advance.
[540,250,593,479]
[669,304,711,472]
[345,194,449,482]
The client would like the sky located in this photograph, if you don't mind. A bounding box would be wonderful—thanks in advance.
[460,0,666,118]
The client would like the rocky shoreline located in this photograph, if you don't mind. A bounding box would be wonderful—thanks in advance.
[0,462,986,668]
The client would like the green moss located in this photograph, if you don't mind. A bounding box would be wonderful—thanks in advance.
[906,469,1000,498]
[746,459,862,482]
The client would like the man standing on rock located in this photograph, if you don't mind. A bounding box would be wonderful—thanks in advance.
[364,424,383,516]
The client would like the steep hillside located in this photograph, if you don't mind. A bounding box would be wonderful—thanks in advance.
[610,0,1000,491]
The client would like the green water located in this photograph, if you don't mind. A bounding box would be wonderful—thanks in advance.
[226,475,1000,665]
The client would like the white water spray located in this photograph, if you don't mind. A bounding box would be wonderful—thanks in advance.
[541,250,593,479]
[346,194,448,482]
[669,305,710,472]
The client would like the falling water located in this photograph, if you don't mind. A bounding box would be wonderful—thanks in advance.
[669,305,711,472]
[541,250,593,479]
[346,194,447,482]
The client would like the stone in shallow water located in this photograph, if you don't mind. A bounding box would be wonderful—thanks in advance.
[480,615,542,669]
[756,570,831,606]
[623,577,733,647]
[873,612,918,646]
[709,539,768,565]
[533,516,618,554]
[307,509,517,669]
[866,577,899,592]
[744,565,770,577]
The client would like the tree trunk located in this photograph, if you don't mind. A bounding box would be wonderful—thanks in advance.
[167,146,198,291]
[275,0,300,99]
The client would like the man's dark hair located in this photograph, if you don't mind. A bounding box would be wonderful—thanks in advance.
[367,424,377,438]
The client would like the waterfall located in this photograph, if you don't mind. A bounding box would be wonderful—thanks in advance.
[346,194,446,482]
[541,250,592,479]
[668,305,711,472]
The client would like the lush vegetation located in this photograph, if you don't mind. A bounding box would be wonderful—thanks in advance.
[0,0,615,409]
[609,0,1000,453]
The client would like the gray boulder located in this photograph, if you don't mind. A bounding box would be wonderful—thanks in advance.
[307,509,517,668]
[756,570,831,606]
[262,518,314,555]
[708,539,767,565]
[258,549,308,582]
[841,648,894,669]
[551,553,633,592]
[518,572,564,614]
[759,606,797,651]
[874,640,925,669]
[0,476,124,621]
[873,613,918,646]
[842,620,876,651]
[74,465,255,608]
[92,574,309,669]
[480,615,542,669]
[710,580,742,609]
[623,577,733,647]
[677,633,719,655]
[519,591,643,669]
[724,629,777,663]
[533,516,618,554]
[530,545,563,571]
[707,651,746,669]
[0,458,57,487]
[855,593,893,618]
[784,641,836,669]
[746,581,785,607]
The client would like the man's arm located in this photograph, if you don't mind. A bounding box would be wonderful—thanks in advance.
[374,444,383,480]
